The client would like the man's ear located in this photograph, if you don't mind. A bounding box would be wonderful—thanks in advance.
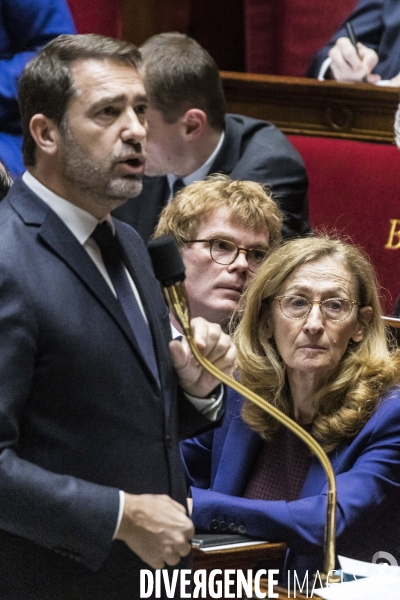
[181,109,207,139]
[352,306,373,342]
[29,114,60,157]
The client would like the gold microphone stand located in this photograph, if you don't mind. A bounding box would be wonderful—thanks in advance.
[166,280,340,585]
[382,316,400,328]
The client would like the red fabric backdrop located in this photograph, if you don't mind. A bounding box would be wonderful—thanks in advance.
[288,135,400,314]
[67,0,121,39]
[245,0,358,76]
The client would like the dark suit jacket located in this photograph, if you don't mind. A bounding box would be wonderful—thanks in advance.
[113,113,310,242]
[0,178,217,599]
[181,388,400,579]
[308,0,400,80]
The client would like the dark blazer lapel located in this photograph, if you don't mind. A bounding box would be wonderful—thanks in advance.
[208,114,242,175]
[9,181,147,364]
[300,440,351,498]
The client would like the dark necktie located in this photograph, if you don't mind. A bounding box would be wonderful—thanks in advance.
[91,222,160,387]
[172,178,185,197]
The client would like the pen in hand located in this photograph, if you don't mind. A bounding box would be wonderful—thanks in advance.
[345,21,360,58]
[345,20,368,81]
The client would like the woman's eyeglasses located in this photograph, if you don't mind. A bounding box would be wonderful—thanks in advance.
[273,295,359,322]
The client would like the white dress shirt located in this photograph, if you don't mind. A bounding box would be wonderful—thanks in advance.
[166,131,225,200]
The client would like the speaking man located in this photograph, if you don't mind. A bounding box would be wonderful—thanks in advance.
[113,32,310,242]
[0,34,235,599]
[153,174,283,333]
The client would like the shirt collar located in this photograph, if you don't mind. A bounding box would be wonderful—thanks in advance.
[167,130,225,191]
[22,171,114,244]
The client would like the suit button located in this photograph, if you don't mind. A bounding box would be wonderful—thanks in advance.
[210,519,219,532]
[237,524,247,534]
[228,523,237,533]
[219,521,228,532]
[165,435,172,449]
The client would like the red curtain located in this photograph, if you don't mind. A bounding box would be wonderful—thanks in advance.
[245,0,358,76]
[67,0,121,39]
[289,135,400,313]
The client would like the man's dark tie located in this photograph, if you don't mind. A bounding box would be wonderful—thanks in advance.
[172,178,185,197]
[91,222,160,387]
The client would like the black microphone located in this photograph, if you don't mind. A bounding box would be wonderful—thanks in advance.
[148,235,190,334]
[147,235,186,287]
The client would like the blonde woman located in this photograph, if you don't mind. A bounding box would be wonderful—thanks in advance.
[182,236,400,579]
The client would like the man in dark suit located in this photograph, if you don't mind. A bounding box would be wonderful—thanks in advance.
[0,34,235,599]
[307,0,400,85]
[113,32,311,242]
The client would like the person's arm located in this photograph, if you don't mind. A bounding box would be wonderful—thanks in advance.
[180,431,215,489]
[115,318,236,568]
[307,0,384,81]
[180,388,244,488]
[0,266,119,571]
[0,0,76,126]
[190,393,400,552]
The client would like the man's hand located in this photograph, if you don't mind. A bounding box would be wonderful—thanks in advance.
[328,37,379,82]
[116,493,194,569]
[169,317,236,397]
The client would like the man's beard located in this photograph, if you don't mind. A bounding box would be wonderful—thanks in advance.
[60,128,143,208]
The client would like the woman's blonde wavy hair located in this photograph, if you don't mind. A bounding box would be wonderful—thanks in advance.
[233,235,400,452]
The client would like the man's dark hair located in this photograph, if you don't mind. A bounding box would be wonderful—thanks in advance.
[140,32,226,130]
[0,161,13,201]
[18,34,142,166]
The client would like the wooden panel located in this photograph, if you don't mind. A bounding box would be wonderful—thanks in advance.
[192,543,287,600]
[121,0,190,46]
[188,0,245,71]
[221,71,399,143]
[120,0,244,71]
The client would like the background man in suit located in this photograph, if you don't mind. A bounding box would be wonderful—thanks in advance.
[153,174,283,333]
[307,0,400,85]
[0,34,235,599]
[113,32,311,242]
[0,0,76,176]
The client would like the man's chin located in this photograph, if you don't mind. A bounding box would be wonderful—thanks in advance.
[108,177,143,200]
